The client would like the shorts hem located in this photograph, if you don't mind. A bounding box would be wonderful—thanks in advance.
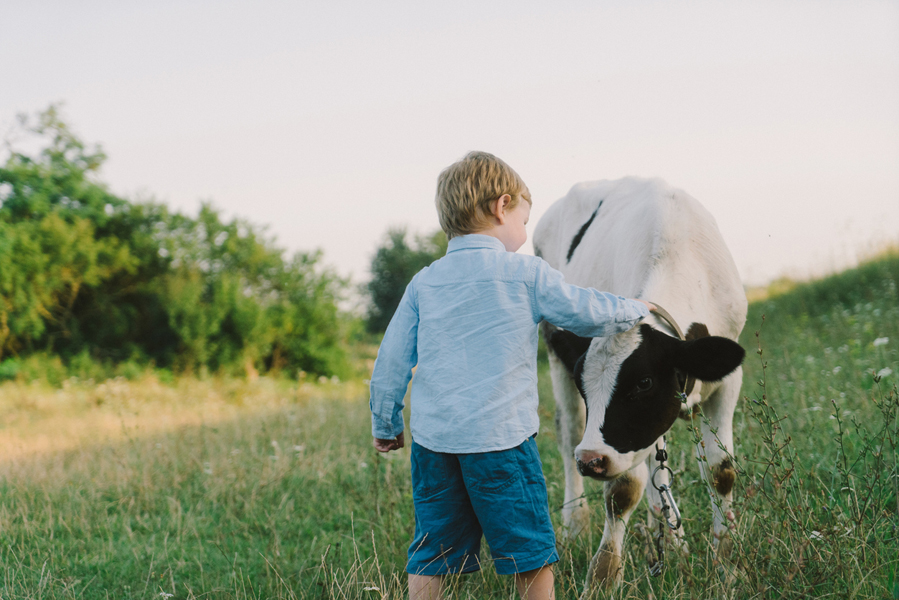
[405,561,482,576]
[492,548,560,575]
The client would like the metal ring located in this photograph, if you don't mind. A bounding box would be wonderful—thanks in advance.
[651,465,674,492]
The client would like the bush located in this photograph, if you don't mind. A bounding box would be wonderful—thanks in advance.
[0,106,349,379]
[365,228,446,333]
[0,358,19,381]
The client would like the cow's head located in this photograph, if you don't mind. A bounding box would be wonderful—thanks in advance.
[548,323,745,480]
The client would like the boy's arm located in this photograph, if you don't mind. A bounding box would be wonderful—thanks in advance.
[369,280,419,450]
[532,259,650,336]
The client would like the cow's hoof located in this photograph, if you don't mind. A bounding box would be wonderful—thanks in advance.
[581,542,623,598]
[561,504,591,542]
[713,537,739,586]
[714,532,734,562]
[671,531,690,556]
[632,522,657,567]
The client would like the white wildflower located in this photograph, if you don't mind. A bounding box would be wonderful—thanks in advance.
[876,368,892,379]
[359,461,368,469]
[805,355,815,364]
[294,444,306,453]
[832,366,841,374]
[873,337,889,347]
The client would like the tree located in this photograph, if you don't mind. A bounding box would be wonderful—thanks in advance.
[0,106,137,358]
[366,228,446,333]
[0,106,348,377]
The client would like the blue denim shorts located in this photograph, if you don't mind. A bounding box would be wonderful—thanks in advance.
[406,436,559,576]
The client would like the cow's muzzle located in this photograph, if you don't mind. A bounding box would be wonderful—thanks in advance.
[576,454,610,479]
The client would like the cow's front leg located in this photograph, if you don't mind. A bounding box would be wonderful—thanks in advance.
[644,439,687,558]
[548,352,589,540]
[695,370,741,560]
[581,461,647,598]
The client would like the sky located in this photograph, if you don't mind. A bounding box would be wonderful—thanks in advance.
[2,0,898,288]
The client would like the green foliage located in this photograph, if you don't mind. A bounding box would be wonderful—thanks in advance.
[0,357,18,381]
[365,227,447,333]
[0,106,347,377]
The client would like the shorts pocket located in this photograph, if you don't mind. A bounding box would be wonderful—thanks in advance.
[411,442,453,498]
[519,438,547,485]
[464,448,523,494]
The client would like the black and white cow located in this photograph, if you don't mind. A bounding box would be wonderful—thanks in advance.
[533,177,747,593]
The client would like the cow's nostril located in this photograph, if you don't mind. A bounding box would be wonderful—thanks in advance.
[576,453,609,476]
[589,455,608,473]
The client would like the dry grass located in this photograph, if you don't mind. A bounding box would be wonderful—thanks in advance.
[1,253,898,598]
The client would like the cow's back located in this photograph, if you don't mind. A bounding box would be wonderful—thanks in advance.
[533,176,746,340]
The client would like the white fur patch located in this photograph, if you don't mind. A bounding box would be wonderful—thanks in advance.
[578,328,640,448]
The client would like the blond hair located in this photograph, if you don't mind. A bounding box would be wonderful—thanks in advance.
[435,151,531,240]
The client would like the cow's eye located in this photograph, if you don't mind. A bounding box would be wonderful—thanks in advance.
[635,377,653,392]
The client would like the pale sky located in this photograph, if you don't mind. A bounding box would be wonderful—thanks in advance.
[3,0,898,288]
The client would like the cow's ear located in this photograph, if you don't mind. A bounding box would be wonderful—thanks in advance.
[670,336,745,382]
[547,329,592,377]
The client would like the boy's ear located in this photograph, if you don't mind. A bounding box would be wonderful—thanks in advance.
[547,329,592,377]
[491,194,513,223]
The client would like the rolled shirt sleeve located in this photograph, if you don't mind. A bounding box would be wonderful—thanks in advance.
[532,259,649,336]
[369,279,419,439]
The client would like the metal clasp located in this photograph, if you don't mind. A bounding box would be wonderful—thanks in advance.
[657,483,682,531]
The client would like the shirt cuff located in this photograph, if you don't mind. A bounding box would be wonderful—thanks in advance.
[620,297,650,322]
[372,418,403,440]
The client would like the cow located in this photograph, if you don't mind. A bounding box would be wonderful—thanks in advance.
[532,177,747,594]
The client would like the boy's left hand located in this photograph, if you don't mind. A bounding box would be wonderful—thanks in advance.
[373,432,405,453]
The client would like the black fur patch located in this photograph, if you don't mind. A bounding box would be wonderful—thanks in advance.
[600,326,683,453]
[566,201,603,263]
[598,324,744,454]
[547,329,592,375]
[546,328,592,400]
[679,322,710,396]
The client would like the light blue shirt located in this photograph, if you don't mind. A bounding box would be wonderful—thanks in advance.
[369,234,649,453]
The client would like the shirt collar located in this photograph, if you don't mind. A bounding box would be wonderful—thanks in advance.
[446,234,507,254]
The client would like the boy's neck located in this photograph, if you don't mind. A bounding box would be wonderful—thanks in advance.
[472,227,516,253]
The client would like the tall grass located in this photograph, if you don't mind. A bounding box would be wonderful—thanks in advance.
[0,253,897,599]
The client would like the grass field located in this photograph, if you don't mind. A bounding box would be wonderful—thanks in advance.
[1,253,897,599]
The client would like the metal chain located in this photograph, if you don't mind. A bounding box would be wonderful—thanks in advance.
[649,439,683,577]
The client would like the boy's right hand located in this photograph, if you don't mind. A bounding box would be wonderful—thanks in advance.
[373,432,405,453]
[635,299,656,313]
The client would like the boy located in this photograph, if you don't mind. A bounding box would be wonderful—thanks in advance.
[370,151,652,600]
